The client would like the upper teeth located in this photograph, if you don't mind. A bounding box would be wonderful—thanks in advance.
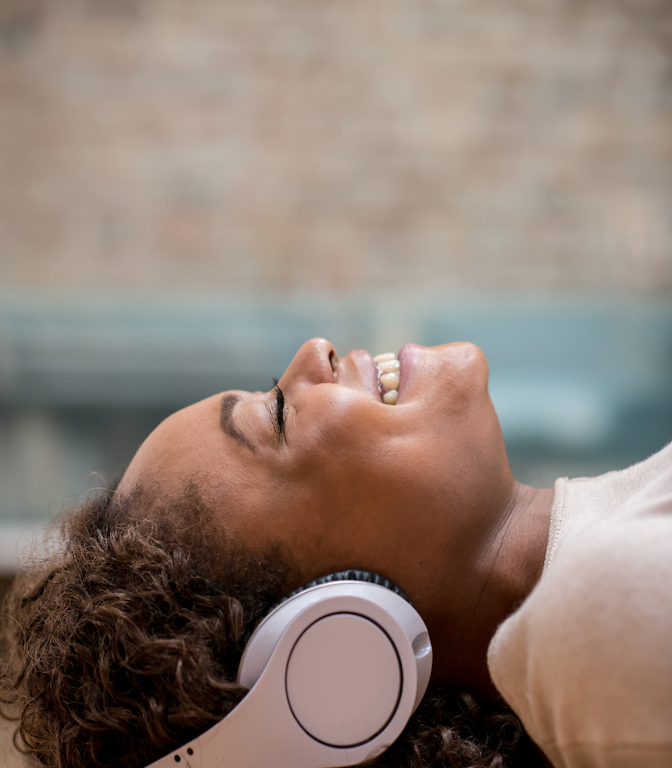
[373,352,400,404]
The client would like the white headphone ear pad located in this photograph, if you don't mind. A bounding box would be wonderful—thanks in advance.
[285,614,401,747]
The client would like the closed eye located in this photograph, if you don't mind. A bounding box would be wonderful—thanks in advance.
[272,378,286,441]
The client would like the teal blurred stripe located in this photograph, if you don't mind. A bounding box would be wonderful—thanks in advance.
[0,294,372,407]
[0,293,670,568]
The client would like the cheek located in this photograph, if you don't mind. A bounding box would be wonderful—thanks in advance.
[289,391,436,507]
[290,389,386,464]
[278,381,511,553]
[283,394,400,516]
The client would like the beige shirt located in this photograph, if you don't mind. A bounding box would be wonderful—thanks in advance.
[488,442,672,768]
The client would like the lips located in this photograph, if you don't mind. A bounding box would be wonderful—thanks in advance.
[333,347,409,405]
[396,344,420,404]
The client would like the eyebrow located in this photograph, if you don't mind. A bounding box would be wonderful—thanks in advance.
[219,394,255,452]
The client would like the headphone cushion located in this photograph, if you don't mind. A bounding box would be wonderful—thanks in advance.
[280,570,412,606]
[241,571,414,667]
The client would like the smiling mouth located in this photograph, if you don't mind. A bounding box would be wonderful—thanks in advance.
[373,352,400,404]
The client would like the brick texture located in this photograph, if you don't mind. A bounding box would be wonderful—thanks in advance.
[0,0,671,294]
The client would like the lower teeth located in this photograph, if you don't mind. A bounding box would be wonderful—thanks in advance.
[382,389,398,405]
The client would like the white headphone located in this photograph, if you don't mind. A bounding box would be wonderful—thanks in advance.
[146,571,433,768]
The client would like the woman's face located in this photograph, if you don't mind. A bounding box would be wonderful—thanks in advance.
[118,338,515,611]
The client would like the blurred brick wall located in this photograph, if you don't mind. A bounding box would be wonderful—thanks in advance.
[0,0,670,295]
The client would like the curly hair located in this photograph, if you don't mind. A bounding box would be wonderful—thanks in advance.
[0,484,544,768]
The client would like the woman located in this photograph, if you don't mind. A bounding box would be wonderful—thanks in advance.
[2,339,671,768]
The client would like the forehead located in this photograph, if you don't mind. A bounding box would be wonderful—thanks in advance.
[117,393,229,498]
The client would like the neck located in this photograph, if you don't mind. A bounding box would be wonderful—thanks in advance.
[429,482,554,699]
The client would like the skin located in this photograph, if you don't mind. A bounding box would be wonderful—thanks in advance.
[118,338,553,699]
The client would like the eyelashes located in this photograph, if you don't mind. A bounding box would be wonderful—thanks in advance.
[272,378,286,439]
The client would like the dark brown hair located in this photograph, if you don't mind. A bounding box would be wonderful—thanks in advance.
[1,485,543,768]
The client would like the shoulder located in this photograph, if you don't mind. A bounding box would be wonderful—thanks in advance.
[545,440,672,569]
[489,470,672,765]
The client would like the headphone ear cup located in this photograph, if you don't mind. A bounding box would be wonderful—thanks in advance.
[285,612,402,747]
[147,581,432,768]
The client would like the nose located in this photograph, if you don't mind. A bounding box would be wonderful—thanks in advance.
[277,338,337,390]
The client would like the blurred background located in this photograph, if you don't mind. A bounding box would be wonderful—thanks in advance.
[1,0,672,576]
[1,1,672,758]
